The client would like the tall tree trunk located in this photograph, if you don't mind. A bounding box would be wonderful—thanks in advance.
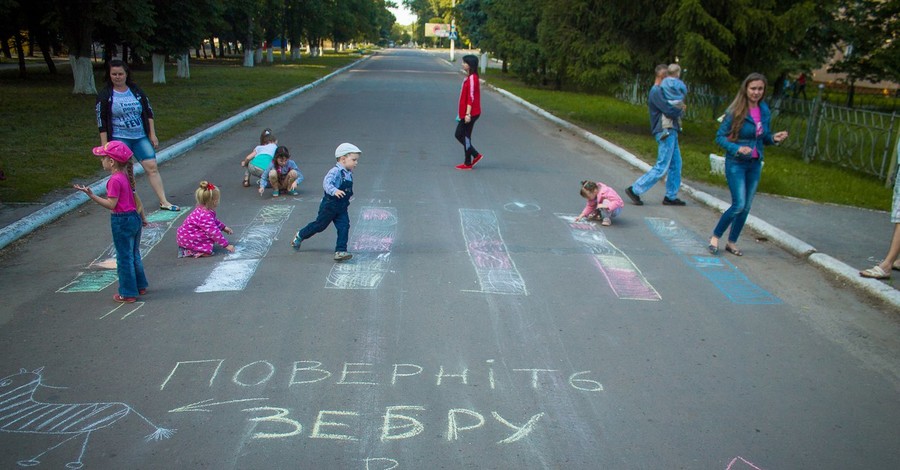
[70,56,96,94]
[176,52,190,78]
[152,53,167,83]
[210,37,217,58]
[14,33,27,79]
[1,40,11,59]
[37,29,57,74]
[847,81,856,108]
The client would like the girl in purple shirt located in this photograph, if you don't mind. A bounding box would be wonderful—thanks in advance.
[177,181,235,258]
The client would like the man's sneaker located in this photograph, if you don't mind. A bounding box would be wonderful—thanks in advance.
[625,186,644,206]
[471,154,484,167]
[334,251,353,261]
[291,232,302,250]
[662,197,687,206]
[455,163,472,170]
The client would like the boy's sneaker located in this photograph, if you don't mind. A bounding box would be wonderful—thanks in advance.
[601,218,611,226]
[334,251,353,261]
[272,190,280,197]
[455,163,472,170]
[471,154,484,167]
[291,232,302,250]
[625,186,643,205]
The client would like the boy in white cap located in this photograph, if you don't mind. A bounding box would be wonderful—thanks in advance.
[291,143,361,261]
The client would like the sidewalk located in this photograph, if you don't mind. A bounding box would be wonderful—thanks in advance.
[2,52,898,309]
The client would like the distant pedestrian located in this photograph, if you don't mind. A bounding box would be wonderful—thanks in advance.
[96,59,180,212]
[794,73,807,100]
[242,128,278,187]
[708,73,788,256]
[261,145,303,198]
[291,143,361,262]
[625,64,686,207]
[73,141,148,303]
[659,63,688,140]
[574,180,624,226]
[859,171,900,279]
[176,181,235,258]
[454,54,484,170]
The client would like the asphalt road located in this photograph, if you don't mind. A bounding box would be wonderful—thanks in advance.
[1,50,899,470]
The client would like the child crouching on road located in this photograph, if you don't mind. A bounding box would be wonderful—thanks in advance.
[291,143,361,261]
[575,180,624,226]
[74,141,148,303]
[261,145,303,197]
[176,181,235,258]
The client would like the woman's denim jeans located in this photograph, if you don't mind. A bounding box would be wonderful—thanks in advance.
[713,157,762,243]
[111,211,148,297]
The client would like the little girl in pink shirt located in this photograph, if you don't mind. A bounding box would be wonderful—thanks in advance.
[575,180,624,226]
[176,181,236,258]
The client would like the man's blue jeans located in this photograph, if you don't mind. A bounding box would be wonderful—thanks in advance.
[111,211,148,297]
[632,131,681,199]
[713,157,763,243]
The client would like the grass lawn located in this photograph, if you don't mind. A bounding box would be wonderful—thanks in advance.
[483,72,894,211]
[0,54,358,203]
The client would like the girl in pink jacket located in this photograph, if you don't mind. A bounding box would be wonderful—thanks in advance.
[575,180,624,226]
[176,181,236,258]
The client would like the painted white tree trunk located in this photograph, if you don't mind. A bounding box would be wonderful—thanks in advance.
[266,48,273,63]
[152,53,166,84]
[243,49,254,67]
[176,53,190,78]
[481,52,488,74]
[70,56,96,95]
[291,47,301,60]
[254,48,263,64]
[281,45,287,61]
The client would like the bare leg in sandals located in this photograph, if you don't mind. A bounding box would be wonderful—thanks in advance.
[861,223,900,280]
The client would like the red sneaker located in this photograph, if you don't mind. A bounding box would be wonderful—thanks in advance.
[113,294,137,303]
[455,163,473,170]
[471,154,484,167]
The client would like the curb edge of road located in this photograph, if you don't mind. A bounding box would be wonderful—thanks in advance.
[0,54,372,253]
[485,81,900,311]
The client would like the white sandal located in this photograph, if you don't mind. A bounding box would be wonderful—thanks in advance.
[860,265,890,280]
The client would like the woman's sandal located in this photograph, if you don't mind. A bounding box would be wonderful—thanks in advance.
[725,245,743,256]
[860,265,890,280]
[160,204,180,212]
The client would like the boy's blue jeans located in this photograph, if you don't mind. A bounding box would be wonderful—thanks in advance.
[713,157,763,243]
[632,131,682,200]
[111,211,148,297]
[297,199,350,252]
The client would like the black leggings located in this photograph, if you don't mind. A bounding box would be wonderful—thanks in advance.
[454,115,480,165]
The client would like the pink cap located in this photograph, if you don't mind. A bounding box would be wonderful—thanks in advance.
[92,141,134,163]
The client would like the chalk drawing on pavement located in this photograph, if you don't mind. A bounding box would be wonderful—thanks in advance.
[57,209,185,293]
[645,218,781,304]
[98,301,146,320]
[555,213,661,301]
[502,202,540,213]
[726,456,765,470]
[460,209,527,295]
[0,367,174,469]
[326,206,397,289]
[196,205,293,292]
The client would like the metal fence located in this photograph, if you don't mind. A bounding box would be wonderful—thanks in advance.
[616,78,900,186]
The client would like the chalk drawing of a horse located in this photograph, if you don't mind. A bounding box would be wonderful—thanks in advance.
[0,368,175,469]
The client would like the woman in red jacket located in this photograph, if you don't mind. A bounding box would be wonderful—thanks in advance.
[454,55,484,170]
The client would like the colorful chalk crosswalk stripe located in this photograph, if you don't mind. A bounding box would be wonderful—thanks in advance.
[57,209,185,293]
[326,206,397,289]
[195,205,293,293]
[644,217,780,305]
[460,209,527,295]
[556,214,661,301]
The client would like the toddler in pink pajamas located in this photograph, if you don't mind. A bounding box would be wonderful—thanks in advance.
[575,180,624,226]
[177,181,235,258]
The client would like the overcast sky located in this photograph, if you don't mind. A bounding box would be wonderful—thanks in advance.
[390,6,417,25]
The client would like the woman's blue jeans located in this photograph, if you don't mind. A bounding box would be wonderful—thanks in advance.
[111,211,148,297]
[713,157,762,243]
